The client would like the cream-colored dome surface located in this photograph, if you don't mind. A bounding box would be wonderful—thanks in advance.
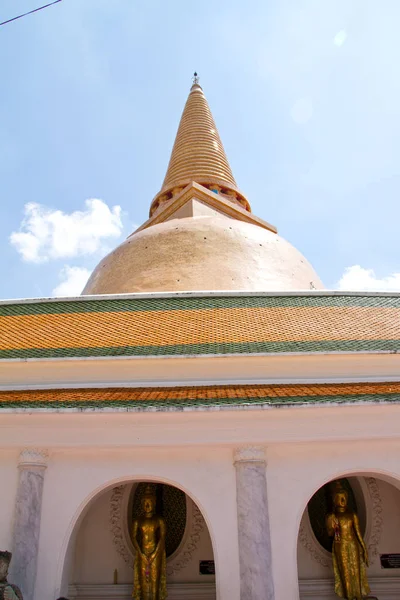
[82,217,323,295]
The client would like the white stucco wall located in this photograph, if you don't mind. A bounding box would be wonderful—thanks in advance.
[0,450,19,550]
[378,479,400,552]
[72,488,121,585]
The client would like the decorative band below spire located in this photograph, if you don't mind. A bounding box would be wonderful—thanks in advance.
[150,81,250,216]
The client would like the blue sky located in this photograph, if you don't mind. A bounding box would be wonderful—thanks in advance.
[1,0,400,298]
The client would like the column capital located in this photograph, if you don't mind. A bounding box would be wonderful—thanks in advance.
[18,448,49,468]
[233,445,266,465]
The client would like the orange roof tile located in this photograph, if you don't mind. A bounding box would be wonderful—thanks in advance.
[0,382,399,410]
[0,294,399,359]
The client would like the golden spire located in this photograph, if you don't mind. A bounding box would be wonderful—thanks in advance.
[150,74,250,216]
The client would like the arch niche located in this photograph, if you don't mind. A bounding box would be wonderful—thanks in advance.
[62,478,217,600]
[297,471,400,600]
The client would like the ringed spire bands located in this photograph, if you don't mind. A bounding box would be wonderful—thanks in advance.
[150,81,250,216]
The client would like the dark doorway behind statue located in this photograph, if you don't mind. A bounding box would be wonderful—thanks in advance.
[307,478,364,553]
[131,483,187,557]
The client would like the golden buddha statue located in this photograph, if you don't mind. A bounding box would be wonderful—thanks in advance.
[0,552,23,600]
[132,484,167,600]
[326,482,370,599]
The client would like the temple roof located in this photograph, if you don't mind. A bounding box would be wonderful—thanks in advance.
[0,292,399,360]
[1,382,400,410]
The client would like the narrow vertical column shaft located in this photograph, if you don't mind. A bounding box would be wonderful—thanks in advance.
[10,448,48,600]
[234,446,275,600]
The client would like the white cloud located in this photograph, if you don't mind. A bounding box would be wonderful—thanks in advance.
[337,265,400,291]
[52,266,91,297]
[333,29,347,47]
[10,199,123,263]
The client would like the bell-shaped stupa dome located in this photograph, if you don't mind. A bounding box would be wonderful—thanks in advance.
[82,76,323,295]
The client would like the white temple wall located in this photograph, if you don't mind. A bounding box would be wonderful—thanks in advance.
[0,449,19,549]
[1,402,400,598]
[34,445,239,600]
[28,435,400,600]
[378,479,400,551]
[72,488,120,585]
[4,352,400,392]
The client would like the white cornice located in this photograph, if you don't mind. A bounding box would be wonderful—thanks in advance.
[0,352,399,391]
[0,289,399,305]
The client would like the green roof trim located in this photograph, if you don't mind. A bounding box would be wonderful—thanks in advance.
[0,392,399,411]
[1,293,400,317]
[0,338,399,360]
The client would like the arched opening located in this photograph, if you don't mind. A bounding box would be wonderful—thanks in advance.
[297,472,400,600]
[63,479,216,600]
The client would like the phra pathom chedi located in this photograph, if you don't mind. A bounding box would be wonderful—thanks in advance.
[0,74,399,600]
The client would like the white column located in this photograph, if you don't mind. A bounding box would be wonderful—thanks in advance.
[234,446,275,600]
[10,448,48,600]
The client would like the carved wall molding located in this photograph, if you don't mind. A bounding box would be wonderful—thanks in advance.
[18,448,49,468]
[109,484,206,574]
[109,485,131,566]
[233,446,266,464]
[365,477,383,564]
[299,476,383,568]
[167,502,205,575]
[298,519,330,568]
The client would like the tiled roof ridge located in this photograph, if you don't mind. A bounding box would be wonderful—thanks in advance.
[1,293,400,317]
[0,381,399,410]
[0,294,399,359]
[1,290,400,308]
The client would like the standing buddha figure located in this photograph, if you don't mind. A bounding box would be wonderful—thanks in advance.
[326,482,370,599]
[132,484,167,600]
